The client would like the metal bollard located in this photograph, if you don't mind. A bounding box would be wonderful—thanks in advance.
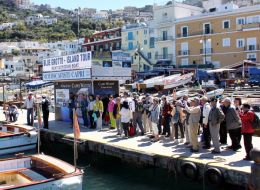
[250,148,260,190]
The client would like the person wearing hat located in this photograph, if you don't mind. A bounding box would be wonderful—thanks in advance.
[23,92,35,126]
[208,98,225,154]
[41,95,50,129]
[223,97,242,151]
[184,97,201,152]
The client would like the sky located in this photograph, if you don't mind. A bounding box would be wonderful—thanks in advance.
[31,0,166,10]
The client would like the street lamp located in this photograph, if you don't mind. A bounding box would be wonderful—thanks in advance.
[200,38,211,65]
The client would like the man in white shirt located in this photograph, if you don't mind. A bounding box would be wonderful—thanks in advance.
[23,92,35,126]
[201,96,211,149]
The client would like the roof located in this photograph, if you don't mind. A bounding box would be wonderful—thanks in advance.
[175,4,260,24]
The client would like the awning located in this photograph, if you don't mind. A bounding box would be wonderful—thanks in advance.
[207,68,235,73]
[25,80,53,89]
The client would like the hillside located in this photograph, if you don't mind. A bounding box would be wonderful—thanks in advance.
[0,0,124,42]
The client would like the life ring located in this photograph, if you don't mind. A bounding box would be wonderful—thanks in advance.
[181,162,198,180]
[205,167,223,186]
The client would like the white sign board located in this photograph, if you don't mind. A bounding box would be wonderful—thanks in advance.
[112,52,132,62]
[42,52,92,72]
[42,69,91,81]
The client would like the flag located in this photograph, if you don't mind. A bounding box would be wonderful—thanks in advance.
[0,59,4,69]
[37,104,42,127]
[73,110,81,139]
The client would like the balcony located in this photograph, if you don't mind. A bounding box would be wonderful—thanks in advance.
[244,45,259,51]
[155,54,173,60]
[156,36,174,42]
[178,50,190,56]
[177,29,213,38]
[200,48,213,54]
[242,23,260,31]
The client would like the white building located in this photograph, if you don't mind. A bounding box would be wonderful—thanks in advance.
[0,22,18,31]
[25,14,57,25]
[93,10,109,20]
[152,1,202,67]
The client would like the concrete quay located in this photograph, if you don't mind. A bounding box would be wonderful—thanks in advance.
[1,109,259,187]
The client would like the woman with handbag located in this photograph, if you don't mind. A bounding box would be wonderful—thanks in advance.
[94,95,104,131]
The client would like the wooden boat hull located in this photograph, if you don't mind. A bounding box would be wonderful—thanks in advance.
[7,174,83,190]
[0,131,37,155]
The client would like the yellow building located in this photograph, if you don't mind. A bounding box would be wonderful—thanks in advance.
[175,5,260,68]
[121,23,154,71]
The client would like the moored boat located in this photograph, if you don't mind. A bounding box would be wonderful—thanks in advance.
[0,124,37,155]
[0,154,83,189]
[205,89,224,98]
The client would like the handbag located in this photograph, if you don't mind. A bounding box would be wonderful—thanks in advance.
[95,111,100,118]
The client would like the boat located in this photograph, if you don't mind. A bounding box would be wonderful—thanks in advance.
[163,73,193,90]
[0,124,37,155]
[205,89,224,98]
[0,154,83,189]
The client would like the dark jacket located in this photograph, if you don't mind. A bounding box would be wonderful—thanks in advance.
[42,99,50,112]
[208,106,225,126]
[225,106,242,130]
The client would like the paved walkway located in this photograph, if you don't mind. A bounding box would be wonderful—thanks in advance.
[1,108,259,175]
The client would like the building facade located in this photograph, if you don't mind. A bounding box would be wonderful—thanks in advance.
[175,4,260,68]
[82,28,121,52]
[121,23,153,71]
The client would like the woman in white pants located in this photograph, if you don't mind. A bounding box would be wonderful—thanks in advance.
[150,98,160,142]
[93,95,104,131]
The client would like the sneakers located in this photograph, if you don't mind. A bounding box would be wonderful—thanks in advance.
[184,142,190,145]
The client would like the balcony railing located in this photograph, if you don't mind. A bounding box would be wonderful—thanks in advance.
[200,48,213,54]
[244,45,259,51]
[156,36,174,42]
[178,50,190,56]
[242,23,260,30]
[155,54,173,60]
[177,29,214,38]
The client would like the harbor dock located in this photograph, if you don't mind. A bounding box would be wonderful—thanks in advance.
[1,109,258,188]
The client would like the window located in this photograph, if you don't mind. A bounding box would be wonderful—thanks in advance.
[181,26,188,37]
[181,58,189,66]
[223,20,230,29]
[203,23,211,34]
[128,42,133,50]
[236,39,244,48]
[236,17,245,25]
[181,42,189,55]
[162,47,168,58]
[162,31,168,40]
[136,31,138,35]
[204,56,211,64]
[127,32,133,40]
[247,37,257,51]
[149,37,155,48]
[144,40,147,45]
[148,52,152,59]
[247,53,257,62]
[247,16,259,24]
[144,30,147,35]
[222,38,230,47]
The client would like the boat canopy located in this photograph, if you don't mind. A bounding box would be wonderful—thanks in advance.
[207,68,235,73]
[25,80,52,89]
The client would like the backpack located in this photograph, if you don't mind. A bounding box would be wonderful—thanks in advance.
[253,113,260,129]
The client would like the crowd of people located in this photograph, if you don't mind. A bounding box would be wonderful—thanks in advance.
[18,90,258,161]
[66,90,258,161]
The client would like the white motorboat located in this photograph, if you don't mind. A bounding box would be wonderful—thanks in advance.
[0,124,37,155]
[0,154,83,189]
[163,73,193,90]
[205,89,225,98]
